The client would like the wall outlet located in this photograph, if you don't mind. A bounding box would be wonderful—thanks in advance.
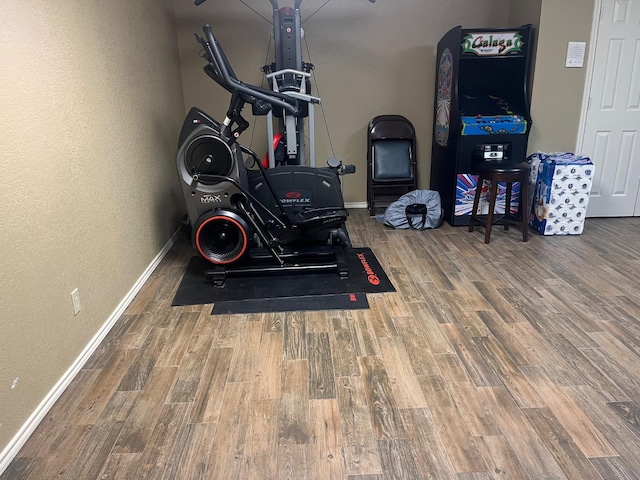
[71,288,81,315]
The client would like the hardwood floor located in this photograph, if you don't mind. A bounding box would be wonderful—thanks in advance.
[3,209,640,479]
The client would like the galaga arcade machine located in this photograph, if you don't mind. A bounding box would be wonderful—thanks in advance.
[430,25,533,226]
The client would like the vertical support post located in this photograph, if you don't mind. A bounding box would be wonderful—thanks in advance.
[266,111,276,168]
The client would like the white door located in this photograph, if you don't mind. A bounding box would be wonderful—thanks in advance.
[579,0,640,217]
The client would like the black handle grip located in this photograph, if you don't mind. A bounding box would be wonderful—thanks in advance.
[202,25,299,115]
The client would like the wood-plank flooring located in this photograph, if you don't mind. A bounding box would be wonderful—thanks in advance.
[3,209,640,479]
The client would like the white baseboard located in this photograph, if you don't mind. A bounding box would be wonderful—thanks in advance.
[345,201,367,209]
[0,230,180,476]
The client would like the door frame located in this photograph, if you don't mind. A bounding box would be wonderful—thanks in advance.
[575,0,602,154]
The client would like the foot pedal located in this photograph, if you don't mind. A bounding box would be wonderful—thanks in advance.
[288,208,348,230]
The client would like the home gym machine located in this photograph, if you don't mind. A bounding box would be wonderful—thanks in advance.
[260,0,376,168]
[176,19,354,285]
[261,0,318,167]
[430,24,534,226]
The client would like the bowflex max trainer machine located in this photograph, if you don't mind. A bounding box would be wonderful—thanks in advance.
[176,19,354,285]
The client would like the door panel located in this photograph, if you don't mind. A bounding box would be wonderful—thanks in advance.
[581,0,640,216]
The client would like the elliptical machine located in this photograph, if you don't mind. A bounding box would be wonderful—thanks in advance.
[176,22,354,285]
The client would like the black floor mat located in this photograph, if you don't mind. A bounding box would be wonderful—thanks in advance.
[212,293,370,315]
[171,247,395,314]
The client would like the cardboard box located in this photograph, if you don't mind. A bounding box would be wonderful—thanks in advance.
[528,152,594,235]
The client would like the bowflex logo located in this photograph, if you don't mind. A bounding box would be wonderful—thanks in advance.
[357,252,380,286]
[278,189,311,205]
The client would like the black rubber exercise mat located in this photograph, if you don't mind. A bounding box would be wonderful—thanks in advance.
[171,247,395,314]
[211,293,370,315]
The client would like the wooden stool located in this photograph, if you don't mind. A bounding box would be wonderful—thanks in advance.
[468,161,530,244]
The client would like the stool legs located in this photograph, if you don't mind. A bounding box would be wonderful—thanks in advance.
[468,175,529,244]
[469,176,485,233]
[504,182,512,231]
[485,179,498,244]
[520,180,528,242]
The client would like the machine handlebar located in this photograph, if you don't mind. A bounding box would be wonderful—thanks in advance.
[197,0,304,8]
[199,25,300,116]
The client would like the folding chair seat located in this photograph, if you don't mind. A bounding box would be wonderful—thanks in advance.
[367,115,417,216]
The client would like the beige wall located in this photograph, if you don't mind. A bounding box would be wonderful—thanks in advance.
[527,0,595,154]
[0,0,185,453]
[508,0,542,95]
[175,0,512,202]
[508,0,542,27]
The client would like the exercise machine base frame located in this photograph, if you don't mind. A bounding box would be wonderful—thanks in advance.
[204,244,350,286]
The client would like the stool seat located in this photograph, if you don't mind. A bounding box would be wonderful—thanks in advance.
[469,160,530,244]
[479,161,530,175]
